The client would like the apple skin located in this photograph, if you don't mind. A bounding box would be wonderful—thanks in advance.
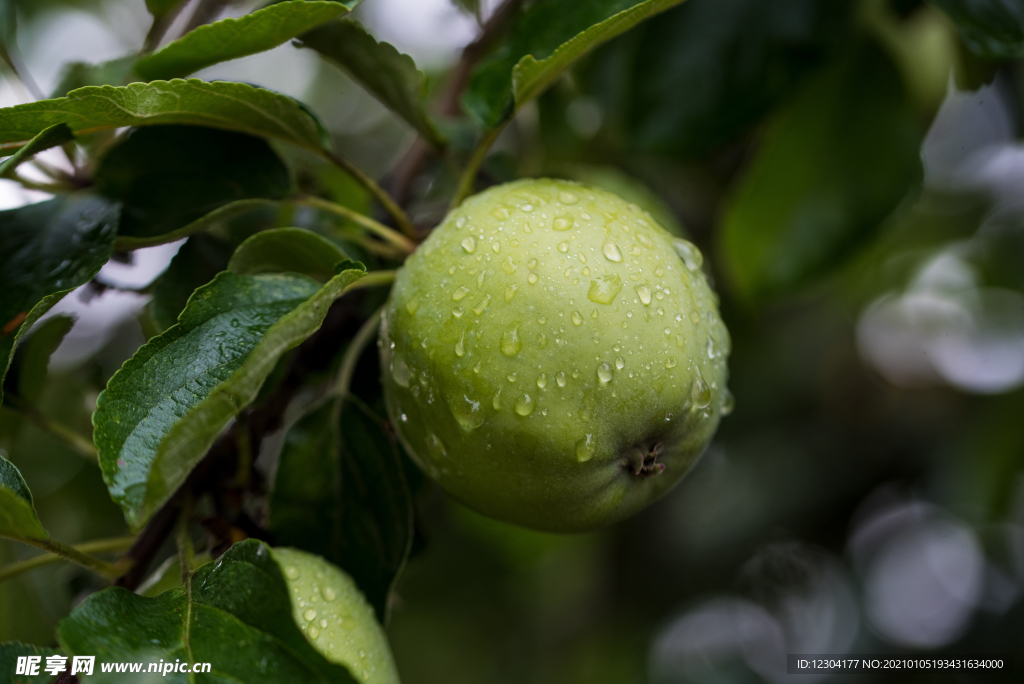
[379,178,730,532]
[273,547,400,684]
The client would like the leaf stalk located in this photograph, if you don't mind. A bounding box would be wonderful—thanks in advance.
[334,307,383,400]
[450,123,506,210]
[322,151,417,239]
[298,195,416,254]
[3,535,134,581]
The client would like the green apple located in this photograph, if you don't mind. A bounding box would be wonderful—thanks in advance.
[380,178,730,532]
[273,547,400,684]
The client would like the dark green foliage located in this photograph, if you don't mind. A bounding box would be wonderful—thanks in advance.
[721,43,923,300]
[270,398,414,623]
[0,196,119,404]
[0,80,329,153]
[145,0,180,19]
[58,540,358,683]
[0,642,62,683]
[94,267,365,528]
[933,0,1024,58]
[299,18,443,145]
[8,315,75,405]
[135,1,352,81]
[94,126,291,240]
[149,234,235,331]
[49,57,139,98]
[0,454,47,540]
[228,227,349,282]
[465,0,684,128]
[1,0,1023,677]
[603,0,857,158]
[0,124,73,173]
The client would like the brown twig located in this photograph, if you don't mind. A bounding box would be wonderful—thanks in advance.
[114,496,180,591]
[0,43,44,101]
[142,0,190,52]
[388,0,524,207]
[182,0,231,35]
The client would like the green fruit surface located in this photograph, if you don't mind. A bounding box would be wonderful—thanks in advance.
[380,178,730,532]
[273,547,400,684]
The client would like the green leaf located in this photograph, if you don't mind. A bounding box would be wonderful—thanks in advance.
[50,57,139,99]
[0,0,16,66]
[94,125,290,241]
[135,1,352,82]
[464,0,685,129]
[136,551,213,597]
[0,642,62,683]
[95,266,367,529]
[602,0,855,158]
[149,234,236,331]
[270,398,413,623]
[10,315,75,405]
[932,0,1024,58]
[298,18,444,146]
[0,124,72,174]
[721,44,923,302]
[113,198,279,251]
[0,79,329,154]
[0,196,119,405]
[57,539,358,684]
[0,454,48,541]
[333,400,413,622]
[269,402,339,559]
[229,227,349,282]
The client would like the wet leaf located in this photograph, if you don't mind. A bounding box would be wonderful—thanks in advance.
[95,266,366,529]
[0,641,62,683]
[136,1,353,81]
[0,454,47,541]
[229,228,349,282]
[57,540,359,684]
[465,0,684,128]
[0,196,119,405]
[0,79,329,155]
[270,398,413,623]
[298,18,443,146]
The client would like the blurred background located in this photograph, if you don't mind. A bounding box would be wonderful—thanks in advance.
[2,0,1024,682]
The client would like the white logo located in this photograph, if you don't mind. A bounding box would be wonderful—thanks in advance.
[72,656,96,675]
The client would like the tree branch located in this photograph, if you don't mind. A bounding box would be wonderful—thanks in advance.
[181,0,230,35]
[0,43,44,101]
[296,195,416,254]
[450,123,506,209]
[113,495,180,590]
[322,151,416,239]
[111,286,391,589]
[142,0,190,53]
[11,536,131,579]
[0,535,135,583]
[334,307,383,399]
